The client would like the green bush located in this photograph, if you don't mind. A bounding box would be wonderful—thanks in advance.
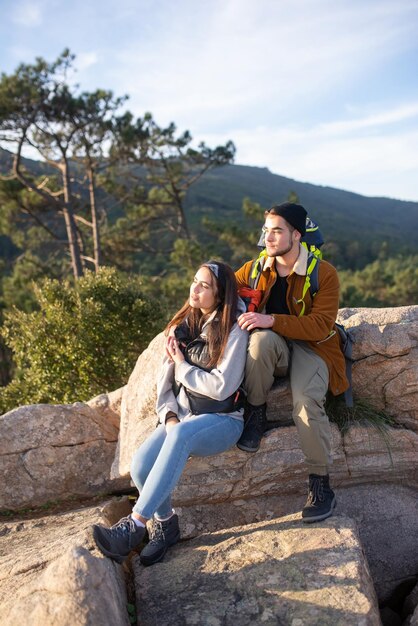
[339,254,418,307]
[0,267,166,414]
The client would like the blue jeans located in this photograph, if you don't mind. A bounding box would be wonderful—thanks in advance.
[131,414,244,519]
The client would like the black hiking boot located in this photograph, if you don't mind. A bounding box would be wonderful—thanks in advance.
[139,514,180,566]
[302,474,336,523]
[236,403,267,453]
[93,515,145,564]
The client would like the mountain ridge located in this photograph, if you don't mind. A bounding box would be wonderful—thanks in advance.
[1,148,417,265]
[185,163,418,261]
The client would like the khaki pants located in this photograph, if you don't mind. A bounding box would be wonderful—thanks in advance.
[245,329,331,475]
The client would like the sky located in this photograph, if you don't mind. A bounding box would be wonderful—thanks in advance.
[1,0,418,202]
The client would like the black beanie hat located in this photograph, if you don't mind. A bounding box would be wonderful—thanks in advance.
[267,202,307,236]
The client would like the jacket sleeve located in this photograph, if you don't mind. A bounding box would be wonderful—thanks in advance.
[235,260,254,289]
[174,324,248,400]
[271,262,340,341]
[156,355,179,421]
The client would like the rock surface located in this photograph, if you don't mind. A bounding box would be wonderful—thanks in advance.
[0,498,132,625]
[134,513,381,626]
[112,305,418,478]
[170,424,417,508]
[173,483,418,604]
[339,305,418,432]
[0,403,128,511]
[410,598,418,626]
[87,386,125,430]
[111,332,165,479]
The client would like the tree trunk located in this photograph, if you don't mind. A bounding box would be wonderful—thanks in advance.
[0,338,12,388]
[172,187,190,239]
[87,164,102,271]
[61,160,83,278]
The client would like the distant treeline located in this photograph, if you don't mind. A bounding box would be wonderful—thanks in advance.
[0,49,417,412]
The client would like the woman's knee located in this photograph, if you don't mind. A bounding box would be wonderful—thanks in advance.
[130,428,165,487]
[130,447,153,488]
[164,421,191,448]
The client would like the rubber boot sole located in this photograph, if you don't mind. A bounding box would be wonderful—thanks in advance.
[139,529,181,567]
[302,496,337,523]
[236,441,260,453]
[92,525,141,564]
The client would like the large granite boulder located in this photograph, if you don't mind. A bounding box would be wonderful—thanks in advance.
[339,305,418,432]
[87,385,126,430]
[112,305,418,479]
[173,482,418,605]
[0,498,132,626]
[0,403,128,511]
[109,305,418,605]
[134,513,381,626]
[111,332,165,479]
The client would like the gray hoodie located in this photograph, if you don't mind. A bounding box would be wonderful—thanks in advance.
[156,310,248,423]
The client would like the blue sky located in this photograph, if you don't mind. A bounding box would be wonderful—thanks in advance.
[1,0,418,201]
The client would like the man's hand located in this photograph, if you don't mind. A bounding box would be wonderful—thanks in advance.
[238,312,274,332]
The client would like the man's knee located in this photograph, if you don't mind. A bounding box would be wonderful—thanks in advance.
[247,330,288,363]
[292,395,327,426]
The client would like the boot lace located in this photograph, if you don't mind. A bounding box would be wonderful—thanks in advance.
[246,406,265,432]
[307,477,324,505]
[109,516,135,538]
[149,519,165,545]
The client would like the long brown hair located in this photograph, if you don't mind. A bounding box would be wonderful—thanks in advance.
[166,261,238,368]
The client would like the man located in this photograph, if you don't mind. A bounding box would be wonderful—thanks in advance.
[235,202,348,523]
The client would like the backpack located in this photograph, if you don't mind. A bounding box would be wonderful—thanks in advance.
[245,215,354,406]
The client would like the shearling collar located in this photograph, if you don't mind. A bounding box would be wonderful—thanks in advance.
[262,243,308,276]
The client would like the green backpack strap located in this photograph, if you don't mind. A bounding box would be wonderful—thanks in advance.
[249,250,353,407]
[249,250,267,289]
[295,253,320,316]
[249,250,320,311]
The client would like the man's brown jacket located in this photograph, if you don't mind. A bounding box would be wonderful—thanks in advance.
[235,245,349,396]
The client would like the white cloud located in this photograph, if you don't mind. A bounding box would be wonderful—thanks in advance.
[199,103,418,201]
[3,0,418,200]
[266,129,418,200]
[13,1,43,27]
[76,51,99,72]
[317,105,418,135]
[109,0,418,134]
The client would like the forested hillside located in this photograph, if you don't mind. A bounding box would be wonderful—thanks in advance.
[0,49,417,412]
[2,149,418,271]
[186,164,418,269]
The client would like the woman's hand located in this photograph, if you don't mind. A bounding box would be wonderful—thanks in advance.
[166,336,185,365]
[165,417,179,431]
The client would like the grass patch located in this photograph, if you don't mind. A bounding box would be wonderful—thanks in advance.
[327,395,395,436]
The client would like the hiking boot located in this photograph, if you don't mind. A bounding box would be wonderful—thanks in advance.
[236,403,267,453]
[139,514,180,566]
[93,515,145,564]
[302,474,336,523]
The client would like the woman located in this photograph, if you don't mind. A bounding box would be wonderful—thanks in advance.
[93,261,248,565]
